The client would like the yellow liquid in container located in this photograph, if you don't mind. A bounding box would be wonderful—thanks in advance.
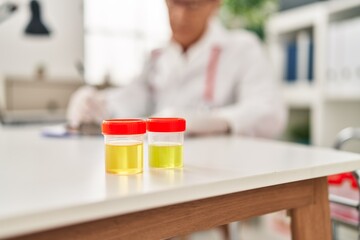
[149,143,183,168]
[105,143,143,174]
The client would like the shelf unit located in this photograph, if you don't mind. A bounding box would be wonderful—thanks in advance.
[282,82,315,109]
[325,92,360,102]
[266,0,360,149]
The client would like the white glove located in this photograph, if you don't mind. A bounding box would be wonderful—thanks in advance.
[67,86,108,128]
[152,108,230,136]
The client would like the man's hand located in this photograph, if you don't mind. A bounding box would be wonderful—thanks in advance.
[67,86,108,129]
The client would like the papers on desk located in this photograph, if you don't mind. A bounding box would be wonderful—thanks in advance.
[41,124,75,138]
[41,123,102,137]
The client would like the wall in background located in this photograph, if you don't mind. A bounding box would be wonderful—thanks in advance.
[0,0,83,79]
[84,0,170,86]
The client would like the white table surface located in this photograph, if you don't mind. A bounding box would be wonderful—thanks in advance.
[1,125,360,238]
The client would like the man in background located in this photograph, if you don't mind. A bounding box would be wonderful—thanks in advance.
[67,0,286,138]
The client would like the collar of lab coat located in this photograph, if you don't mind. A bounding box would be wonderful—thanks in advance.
[166,17,227,64]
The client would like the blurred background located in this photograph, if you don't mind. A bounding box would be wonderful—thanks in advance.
[0,0,360,239]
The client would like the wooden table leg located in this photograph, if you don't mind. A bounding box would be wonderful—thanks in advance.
[290,177,332,240]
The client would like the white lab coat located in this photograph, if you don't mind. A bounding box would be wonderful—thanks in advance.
[106,19,286,138]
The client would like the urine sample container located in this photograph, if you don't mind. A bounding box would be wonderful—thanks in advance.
[147,118,186,168]
[102,119,146,175]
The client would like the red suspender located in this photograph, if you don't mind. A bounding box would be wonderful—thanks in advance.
[204,45,221,103]
[148,49,162,94]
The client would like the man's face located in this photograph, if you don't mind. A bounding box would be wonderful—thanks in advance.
[166,0,219,49]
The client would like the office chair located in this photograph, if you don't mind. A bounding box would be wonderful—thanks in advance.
[330,127,360,240]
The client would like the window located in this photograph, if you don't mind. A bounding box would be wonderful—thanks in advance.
[84,0,170,85]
